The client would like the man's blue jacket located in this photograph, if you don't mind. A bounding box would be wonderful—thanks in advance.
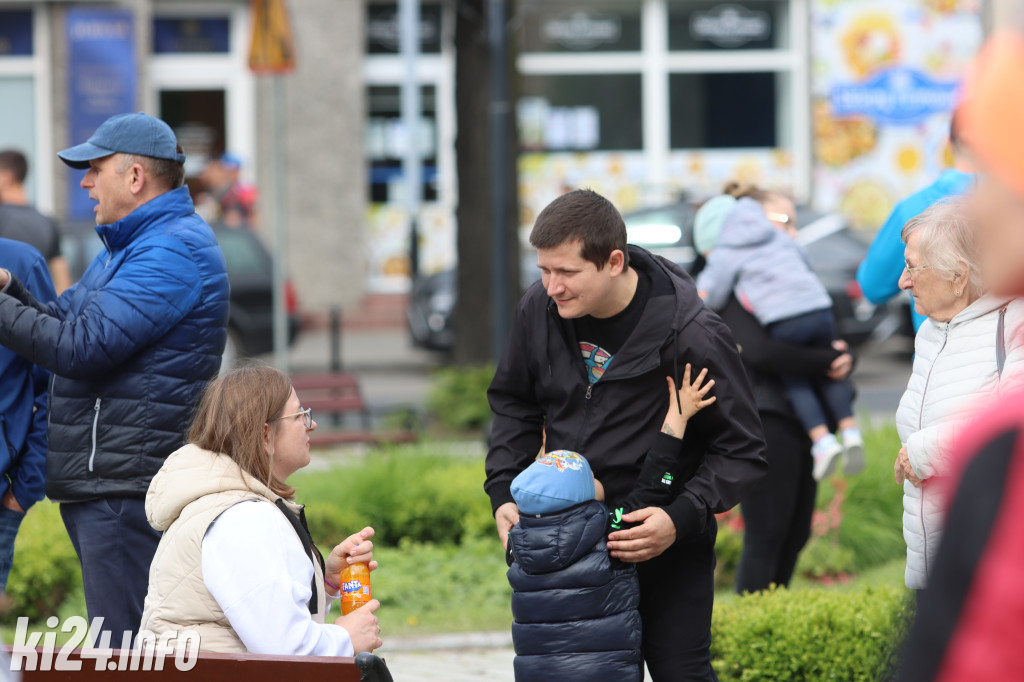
[0,187,229,501]
[0,239,56,511]
[857,169,974,332]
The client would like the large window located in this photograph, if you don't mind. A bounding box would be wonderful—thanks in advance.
[519,74,642,151]
[670,72,780,148]
[366,85,438,203]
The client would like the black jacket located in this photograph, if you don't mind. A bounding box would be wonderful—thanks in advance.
[486,246,767,540]
[507,500,642,682]
[717,296,850,422]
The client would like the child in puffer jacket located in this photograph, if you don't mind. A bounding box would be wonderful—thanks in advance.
[694,193,864,481]
[506,367,715,682]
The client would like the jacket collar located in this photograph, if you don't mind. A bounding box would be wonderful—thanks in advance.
[947,294,1014,327]
[95,186,195,252]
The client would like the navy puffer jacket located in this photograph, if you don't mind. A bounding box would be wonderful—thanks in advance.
[0,186,229,501]
[507,500,642,682]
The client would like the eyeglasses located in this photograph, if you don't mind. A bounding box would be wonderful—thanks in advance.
[766,212,795,226]
[270,407,313,429]
[904,261,933,274]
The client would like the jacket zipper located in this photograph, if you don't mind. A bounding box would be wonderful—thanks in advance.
[102,235,112,267]
[573,384,594,451]
[88,398,101,473]
[916,323,949,578]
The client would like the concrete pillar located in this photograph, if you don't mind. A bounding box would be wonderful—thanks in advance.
[256,0,367,313]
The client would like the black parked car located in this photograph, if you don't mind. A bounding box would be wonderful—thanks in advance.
[60,220,301,368]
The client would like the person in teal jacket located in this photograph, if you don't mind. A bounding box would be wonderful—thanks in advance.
[857,112,975,332]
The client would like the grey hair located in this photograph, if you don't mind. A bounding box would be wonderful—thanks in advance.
[901,197,984,298]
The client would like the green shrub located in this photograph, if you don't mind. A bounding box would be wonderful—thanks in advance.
[711,584,913,681]
[4,503,82,625]
[426,365,495,431]
[360,536,513,635]
[714,511,744,590]
[295,445,495,548]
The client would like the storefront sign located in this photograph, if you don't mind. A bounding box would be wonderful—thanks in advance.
[690,4,771,49]
[66,8,137,221]
[0,10,32,56]
[541,12,622,51]
[153,18,230,54]
[831,67,960,125]
[367,4,442,54]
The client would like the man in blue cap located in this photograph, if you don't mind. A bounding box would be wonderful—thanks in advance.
[0,112,230,642]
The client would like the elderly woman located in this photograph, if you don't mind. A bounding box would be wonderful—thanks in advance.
[140,364,383,655]
[894,198,1024,592]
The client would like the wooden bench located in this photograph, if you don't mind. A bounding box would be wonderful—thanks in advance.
[3,647,394,681]
[289,372,417,447]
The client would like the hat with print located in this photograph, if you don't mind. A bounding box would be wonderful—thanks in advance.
[511,450,595,515]
[58,112,186,170]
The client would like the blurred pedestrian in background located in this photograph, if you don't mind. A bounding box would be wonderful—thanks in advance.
[893,198,1024,594]
[695,185,863,481]
[0,112,229,641]
[0,238,55,591]
[0,150,72,293]
[858,108,976,333]
[200,152,260,230]
[692,183,857,594]
[898,32,1024,682]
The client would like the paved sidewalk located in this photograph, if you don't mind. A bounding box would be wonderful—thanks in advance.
[376,632,653,681]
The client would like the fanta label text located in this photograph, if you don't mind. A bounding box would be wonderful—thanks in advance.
[342,580,365,594]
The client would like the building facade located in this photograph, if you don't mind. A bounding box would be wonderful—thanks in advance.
[363,0,987,293]
[0,0,366,311]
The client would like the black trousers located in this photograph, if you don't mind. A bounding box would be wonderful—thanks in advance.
[735,413,817,593]
[638,518,718,681]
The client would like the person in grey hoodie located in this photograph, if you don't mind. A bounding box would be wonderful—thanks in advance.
[694,193,863,481]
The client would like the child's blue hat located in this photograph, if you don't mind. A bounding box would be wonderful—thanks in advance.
[511,450,595,515]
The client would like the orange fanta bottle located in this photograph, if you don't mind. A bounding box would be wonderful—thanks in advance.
[339,562,372,615]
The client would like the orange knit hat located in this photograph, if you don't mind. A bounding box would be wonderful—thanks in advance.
[962,33,1024,198]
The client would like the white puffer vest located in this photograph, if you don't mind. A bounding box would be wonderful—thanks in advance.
[139,444,328,651]
[896,296,1024,589]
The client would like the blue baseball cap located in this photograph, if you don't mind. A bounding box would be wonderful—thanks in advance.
[58,112,186,170]
[511,450,595,516]
[220,152,243,169]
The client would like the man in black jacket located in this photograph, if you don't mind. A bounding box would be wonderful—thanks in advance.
[485,189,766,681]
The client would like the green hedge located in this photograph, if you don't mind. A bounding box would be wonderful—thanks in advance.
[294,445,495,548]
[426,365,495,432]
[3,502,81,625]
[712,585,913,681]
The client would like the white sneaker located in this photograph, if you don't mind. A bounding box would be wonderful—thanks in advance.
[841,428,865,476]
[812,434,843,482]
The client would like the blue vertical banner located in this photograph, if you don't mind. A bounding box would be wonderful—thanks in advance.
[65,8,137,221]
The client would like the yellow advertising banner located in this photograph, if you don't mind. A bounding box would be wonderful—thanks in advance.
[249,0,296,73]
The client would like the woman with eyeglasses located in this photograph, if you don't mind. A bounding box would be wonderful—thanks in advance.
[894,197,1024,595]
[139,364,383,655]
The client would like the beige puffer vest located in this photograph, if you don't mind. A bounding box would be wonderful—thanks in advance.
[139,444,328,652]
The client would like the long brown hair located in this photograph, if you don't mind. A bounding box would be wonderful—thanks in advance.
[188,363,296,499]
